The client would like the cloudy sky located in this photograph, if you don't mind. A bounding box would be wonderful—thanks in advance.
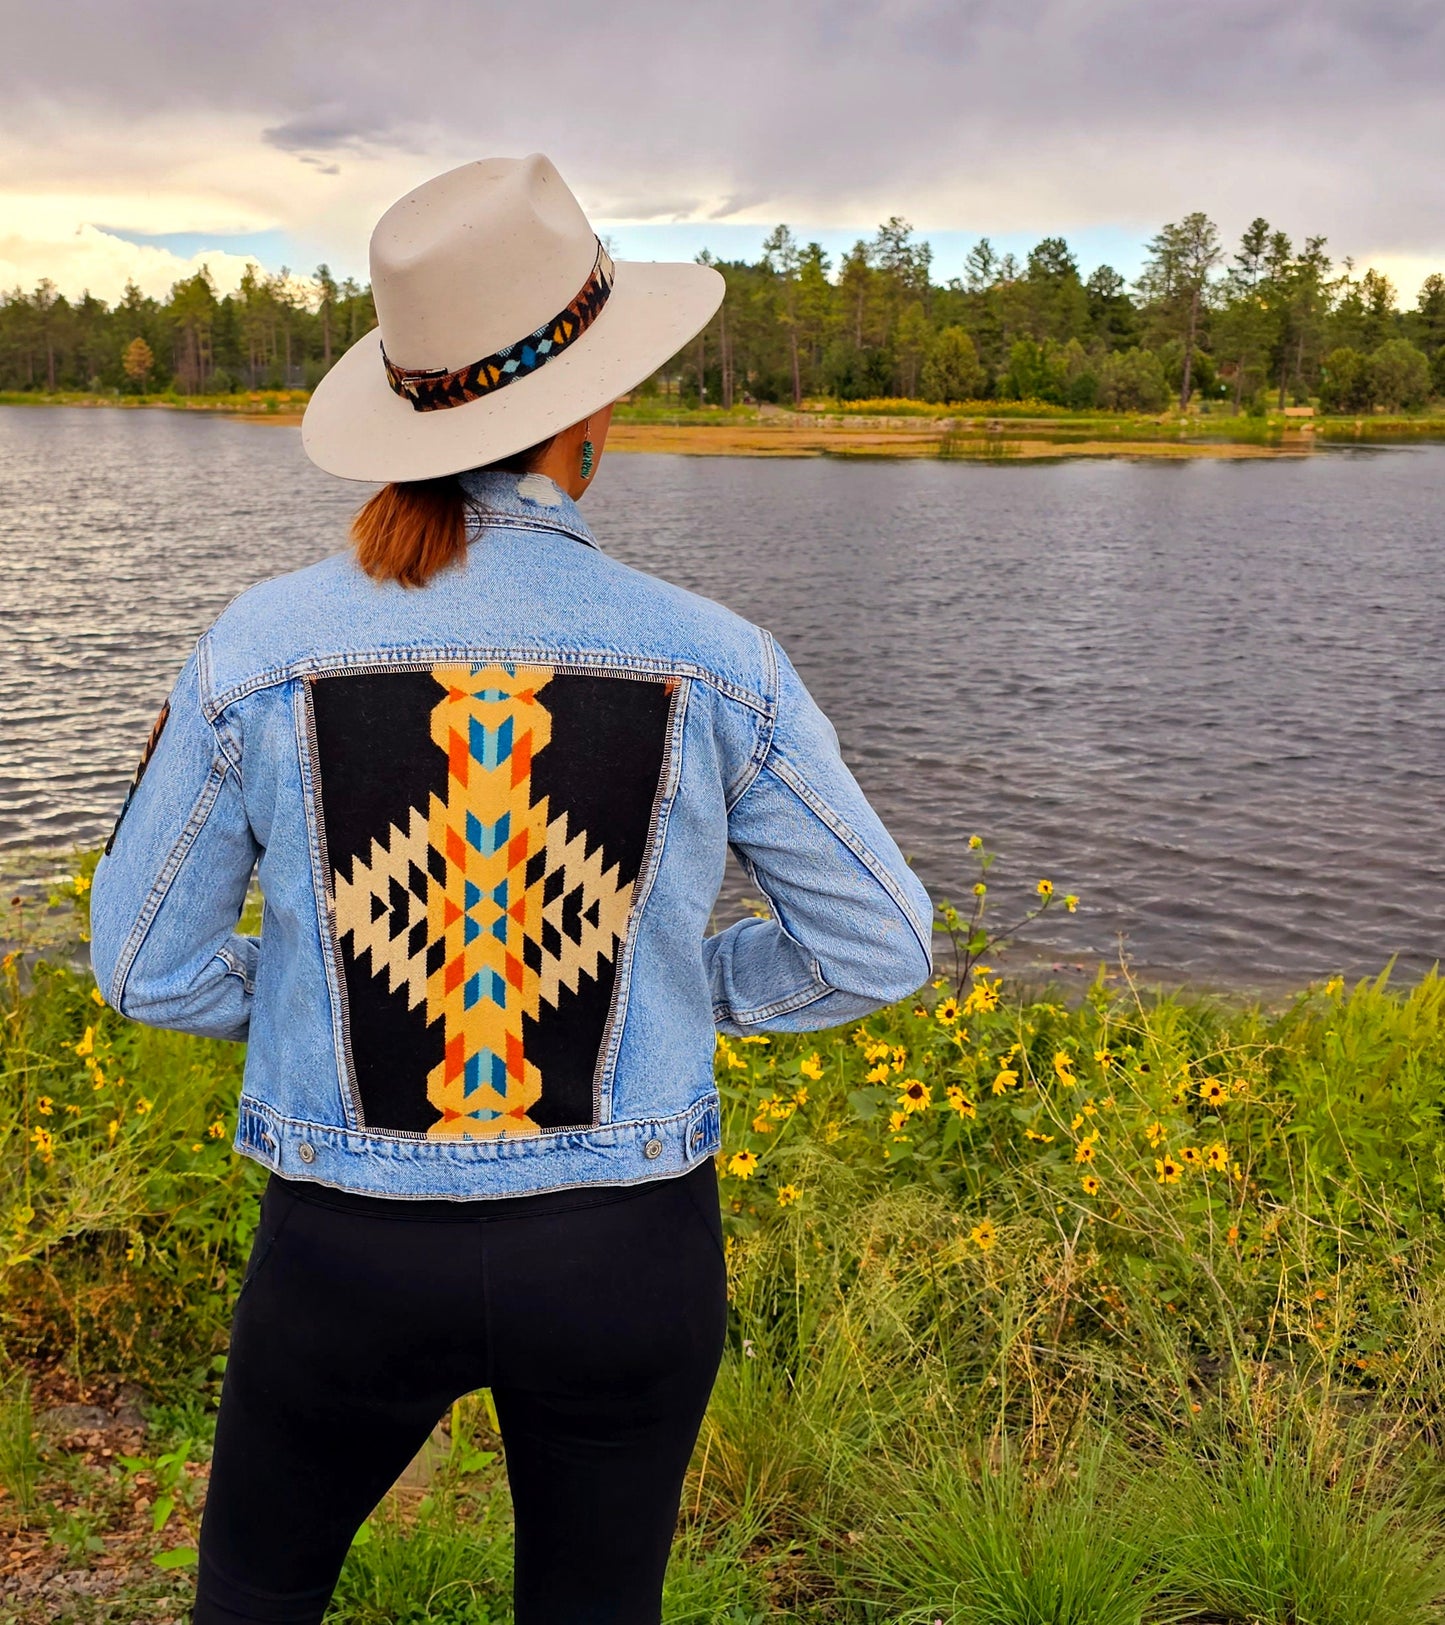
[3,0,1442,306]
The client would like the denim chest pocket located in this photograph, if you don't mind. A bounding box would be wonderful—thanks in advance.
[300,659,684,1145]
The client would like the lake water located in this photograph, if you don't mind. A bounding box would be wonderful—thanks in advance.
[1,405,1442,984]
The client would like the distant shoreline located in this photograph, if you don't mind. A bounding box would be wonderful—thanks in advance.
[6,390,1445,461]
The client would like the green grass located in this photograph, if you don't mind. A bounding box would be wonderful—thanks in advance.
[4,857,1445,1619]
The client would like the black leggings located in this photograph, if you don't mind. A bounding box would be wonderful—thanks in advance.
[194,1158,728,1625]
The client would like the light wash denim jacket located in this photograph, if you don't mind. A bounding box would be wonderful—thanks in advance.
[90,469,933,1198]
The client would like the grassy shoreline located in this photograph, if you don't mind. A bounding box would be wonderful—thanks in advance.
[4,862,1445,1621]
[7,388,1445,460]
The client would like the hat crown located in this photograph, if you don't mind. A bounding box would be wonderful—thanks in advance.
[370,154,597,374]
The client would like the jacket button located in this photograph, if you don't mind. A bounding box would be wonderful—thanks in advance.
[643,1137,663,1160]
[297,1142,316,1165]
[689,1127,705,1149]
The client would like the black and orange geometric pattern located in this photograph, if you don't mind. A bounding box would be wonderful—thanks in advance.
[308,662,674,1138]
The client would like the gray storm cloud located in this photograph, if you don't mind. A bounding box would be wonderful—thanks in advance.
[2,0,1442,251]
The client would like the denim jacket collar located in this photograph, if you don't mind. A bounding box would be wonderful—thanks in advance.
[459,468,600,552]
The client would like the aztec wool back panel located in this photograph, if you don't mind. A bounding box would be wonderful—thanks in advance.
[304,660,679,1140]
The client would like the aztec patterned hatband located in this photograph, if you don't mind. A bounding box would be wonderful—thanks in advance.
[307,661,675,1139]
[380,240,616,412]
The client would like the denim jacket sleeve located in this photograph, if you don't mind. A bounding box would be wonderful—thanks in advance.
[89,640,260,1042]
[705,635,933,1033]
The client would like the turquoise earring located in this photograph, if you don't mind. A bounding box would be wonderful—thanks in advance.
[579,420,595,481]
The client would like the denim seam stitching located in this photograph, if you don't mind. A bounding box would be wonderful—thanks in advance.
[712,840,835,1025]
[208,653,768,717]
[237,1092,713,1141]
[591,675,690,1124]
[110,757,231,1011]
[216,945,255,996]
[763,755,933,962]
[466,513,599,551]
[297,678,365,1131]
[724,629,779,812]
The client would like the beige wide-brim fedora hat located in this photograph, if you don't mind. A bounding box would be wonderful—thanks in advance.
[302,153,724,483]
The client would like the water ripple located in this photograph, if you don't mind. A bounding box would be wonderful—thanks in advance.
[1,407,1442,982]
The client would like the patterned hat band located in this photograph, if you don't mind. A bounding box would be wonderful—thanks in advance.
[381,239,615,413]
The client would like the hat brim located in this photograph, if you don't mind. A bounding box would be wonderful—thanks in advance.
[301,259,724,483]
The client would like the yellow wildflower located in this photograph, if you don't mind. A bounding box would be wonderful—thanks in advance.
[63,1103,80,1117]
[972,882,987,896]
[73,873,91,894]
[1094,1049,1114,1069]
[962,980,1000,1015]
[970,1218,997,1251]
[107,1119,119,1142]
[726,1150,758,1179]
[897,1078,931,1114]
[768,1097,795,1120]
[30,1126,54,1162]
[792,1086,809,1106]
[968,834,983,850]
[751,1112,775,1134]
[1053,1051,1075,1085]
[866,1063,892,1085]
[1145,1121,1166,1148]
[1063,894,1079,913]
[991,1067,1019,1095]
[888,1108,909,1132]
[1323,975,1344,998]
[133,1097,153,1115]
[74,1026,94,1058]
[1205,1142,1228,1172]
[1070,1112,1085,1131]
[1075,1139,1097,1165]
[1198,1078,1226,1106]
[1024,1128,1054,1143]
[823,1121,842,1144]
[208,1119,226,1140]
[1179,1145,1201,1168]
[37,1096,53,1116]
[945,1085,976,1119]
[739,1034,770,1046]
[1036,878,1054,898]
[776,1184,801,1207]
[864,1041,891,1064]
[1156,1154,1183,1185]
[1080,1173,1101,1196]
[799,1052,824,1082]
[90,987,105,1007]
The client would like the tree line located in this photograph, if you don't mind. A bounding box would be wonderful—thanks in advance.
[3,212,1444,414]
[0,265,375,396]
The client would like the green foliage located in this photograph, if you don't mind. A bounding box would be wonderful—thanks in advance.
[1096,347,1170,412]
[0,1373,41,1520]
[0,878,262,1381]
[6,846,1445,1619]
[838,1443,1154,1625]
[1152,1420,1445,1625]
[921,326,985,404]
[1369,337,1433,412]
